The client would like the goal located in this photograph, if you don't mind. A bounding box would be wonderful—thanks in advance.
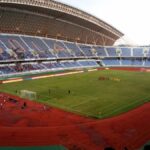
[20,90,37,100]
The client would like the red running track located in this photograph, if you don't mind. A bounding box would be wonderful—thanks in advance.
[0,92,150,150]
[98,67,149,72]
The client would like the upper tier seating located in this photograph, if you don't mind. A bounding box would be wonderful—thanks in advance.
[0,35,34,60]
[63,42,84,57]
[146,48,150,57]
[93,46,107,57]
[43,39,72,58]
[120,48,131,57]
[21,36,55,59]
[106,47,118,56]
[0,40,12,60]
[78,45,94,57]
[0,34,148,62]
[133,48,144,57]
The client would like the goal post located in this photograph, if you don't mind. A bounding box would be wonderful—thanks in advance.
[20,90,37,100]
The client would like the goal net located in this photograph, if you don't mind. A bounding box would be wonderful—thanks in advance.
[20,90,37,100]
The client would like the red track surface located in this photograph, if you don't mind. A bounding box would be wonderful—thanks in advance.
[0,68,150,150]
[109,67,146,72]
[98,67,148,72]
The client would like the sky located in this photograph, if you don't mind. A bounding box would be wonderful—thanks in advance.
[56,0,150,45]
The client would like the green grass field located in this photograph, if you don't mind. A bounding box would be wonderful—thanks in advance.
[0,146,67,150]
[1,70,150,119]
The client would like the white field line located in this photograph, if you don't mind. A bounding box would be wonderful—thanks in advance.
[2,78,23,84]
[2,70,85,84]
[32,70,84,80]
[88,69,97,72]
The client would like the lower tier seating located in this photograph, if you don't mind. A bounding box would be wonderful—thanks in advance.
[0,60,99,76]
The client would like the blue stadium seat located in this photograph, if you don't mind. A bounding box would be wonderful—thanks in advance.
[106,47,118,56]
[78,60,98,67]
[121,59,132,66]
[93,46,107,56]
[144,59,150,66]
[64,42,84,57]
[102,58,120,66]
[120,48,131,57]
[133,48,144,57]
[132,59,143,66]
[78,45,94,57]
[43,39,72,58]
[22,36,54,58]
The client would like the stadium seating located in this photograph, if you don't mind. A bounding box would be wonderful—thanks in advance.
[21,36,55,59]
[144,59,150,66]
[132,59,143,66]
[0,65,15,74]
[102,58,120,66]
[133,48,144,57]
[106,47,118,56]
[43,39,72,58]
[93,46,107,56]
[1,34,150,77]
[120,47,131,57]
[145,48,150,57]
[0,60,98,76]
[63,42,84,57]
[0,41,12,60]
[121,59,132,66]
[0,35,34,60]
[78,60,99,67]
[61,61,81,68]
[78,45,94,57]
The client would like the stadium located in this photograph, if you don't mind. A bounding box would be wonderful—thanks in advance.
[0,0,150,150]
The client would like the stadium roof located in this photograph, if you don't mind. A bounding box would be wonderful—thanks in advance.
[0,0,124,45]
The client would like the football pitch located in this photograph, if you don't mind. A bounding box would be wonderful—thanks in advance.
[1,70,150,119]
